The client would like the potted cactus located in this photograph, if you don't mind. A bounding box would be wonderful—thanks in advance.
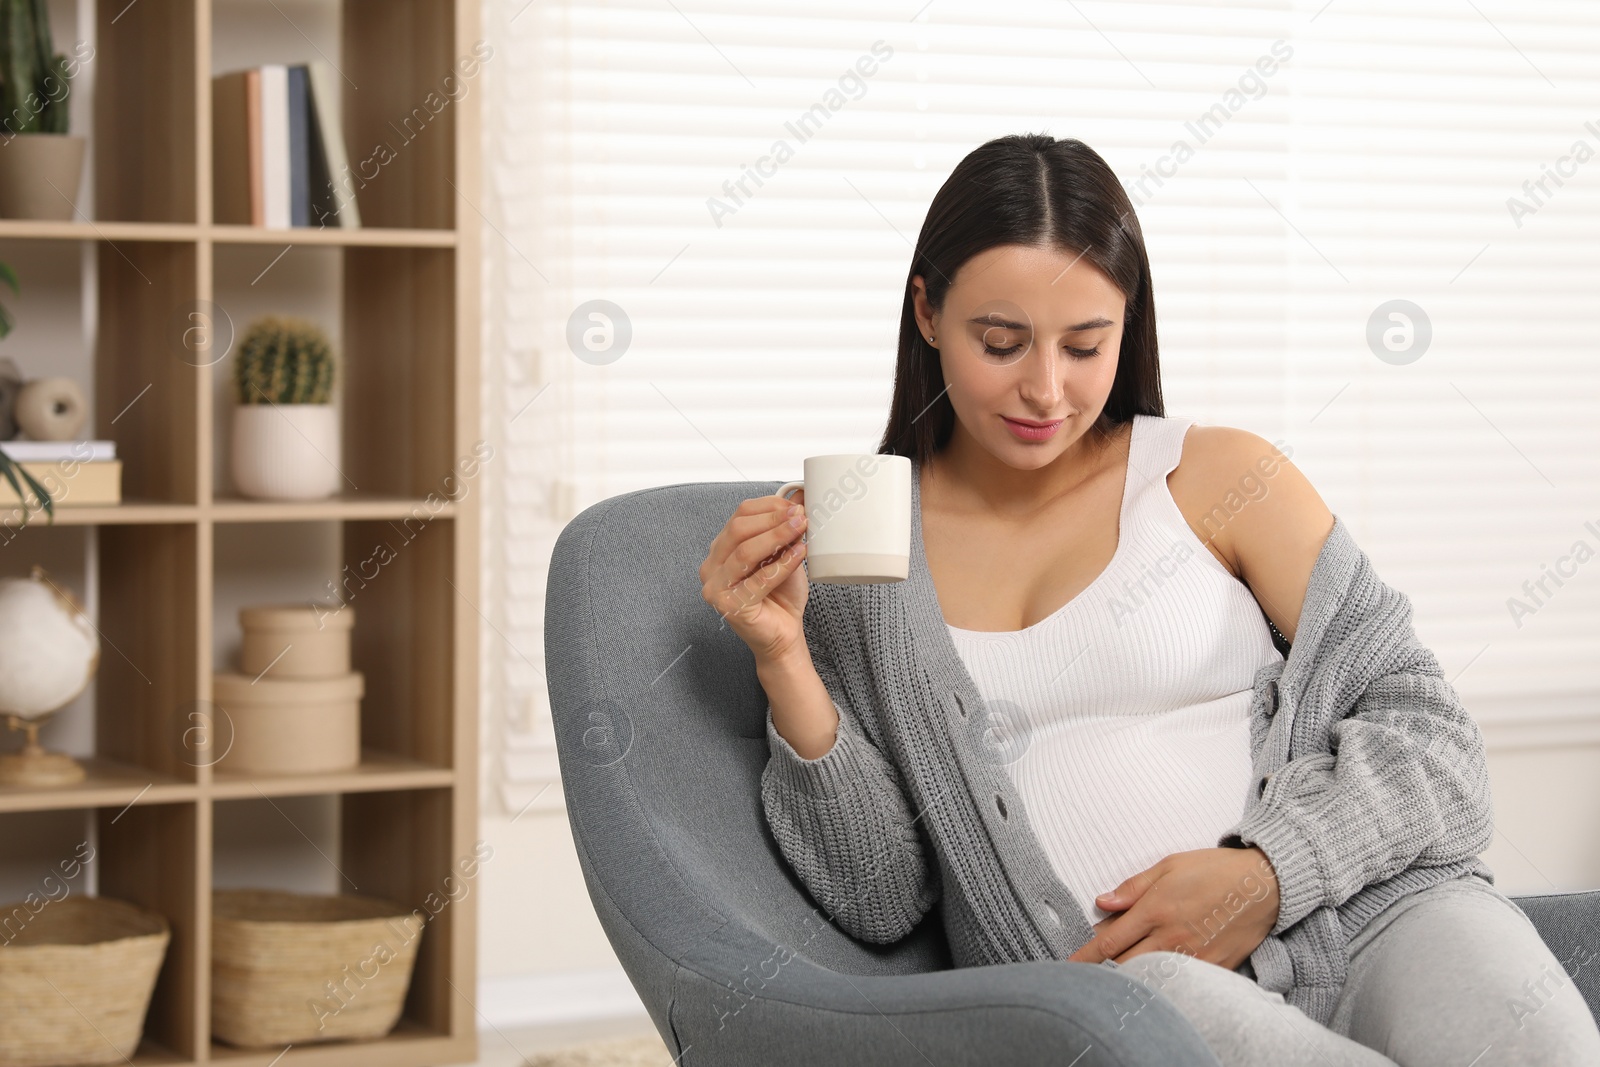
[0,0,92,220]
[230,315,341,500]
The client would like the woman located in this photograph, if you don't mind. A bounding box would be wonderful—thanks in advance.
[698,133,1600,1066]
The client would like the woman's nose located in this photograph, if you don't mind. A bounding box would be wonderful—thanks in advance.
[1019,343,1062,407]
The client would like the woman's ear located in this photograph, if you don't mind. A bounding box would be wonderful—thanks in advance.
[910,275,936,341]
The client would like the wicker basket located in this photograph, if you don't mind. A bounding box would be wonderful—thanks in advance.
[211,888,424,1048]
[0,896,171,1067]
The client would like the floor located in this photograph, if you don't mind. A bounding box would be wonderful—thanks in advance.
[448,1014,664,1065]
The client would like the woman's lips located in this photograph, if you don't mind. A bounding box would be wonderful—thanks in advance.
[1002,415,1063,442]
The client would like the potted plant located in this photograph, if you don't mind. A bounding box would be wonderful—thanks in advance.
[230,315,341,501]
[0,258,53,524]
[0,0,89,220]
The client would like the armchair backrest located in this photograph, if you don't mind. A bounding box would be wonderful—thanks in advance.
[545,480,953,1023]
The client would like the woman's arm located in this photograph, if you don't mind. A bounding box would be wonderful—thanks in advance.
[1205,426,1493,936]
[1074,427,1492,965]
[1223,645,1495,937]
[1180,424,1334,646]
[759,637,942,944]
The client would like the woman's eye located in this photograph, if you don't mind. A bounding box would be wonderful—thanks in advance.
[979,341,1100,359]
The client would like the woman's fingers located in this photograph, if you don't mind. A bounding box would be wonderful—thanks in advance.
[1069,905,1157,964]
[702,497,798,581]
[722,532,806,622]
[709,510,806,614]
[708,500,803,583]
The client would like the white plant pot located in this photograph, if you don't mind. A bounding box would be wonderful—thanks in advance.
[230,404,341,500]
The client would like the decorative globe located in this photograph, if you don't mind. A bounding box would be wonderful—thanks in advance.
[0,566,98,719]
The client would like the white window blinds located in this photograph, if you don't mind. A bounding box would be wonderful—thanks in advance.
[483,0,1600,812]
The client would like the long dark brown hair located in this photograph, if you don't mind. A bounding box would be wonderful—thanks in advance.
[876,133,1164,465]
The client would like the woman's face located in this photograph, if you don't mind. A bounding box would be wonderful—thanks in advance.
[912,242,1126,467]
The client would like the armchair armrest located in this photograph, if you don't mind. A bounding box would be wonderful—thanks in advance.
[1508,889,1600,1028]
[669,922,1226,1066]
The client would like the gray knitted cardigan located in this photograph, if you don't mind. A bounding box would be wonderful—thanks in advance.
[760,455,1497,1027]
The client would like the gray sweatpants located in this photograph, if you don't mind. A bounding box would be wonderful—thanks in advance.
[1112,874,1600,1066]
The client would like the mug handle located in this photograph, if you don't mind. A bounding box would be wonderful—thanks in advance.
[775,481,807,547]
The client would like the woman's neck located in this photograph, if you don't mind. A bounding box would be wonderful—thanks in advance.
[927,420,1124,523]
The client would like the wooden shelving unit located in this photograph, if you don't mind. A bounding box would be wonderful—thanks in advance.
[0,1,480,1065]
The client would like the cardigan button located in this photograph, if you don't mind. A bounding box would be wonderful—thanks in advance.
[995,794,1008,820]
[1042,899,1060,926]
[953,691,968,719]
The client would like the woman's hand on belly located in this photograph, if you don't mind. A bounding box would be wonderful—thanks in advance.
[1065,846,1281,971]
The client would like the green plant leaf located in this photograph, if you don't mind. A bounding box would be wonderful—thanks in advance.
[0,455,32,526]
[20,464,53,522]
[0,258,17,340]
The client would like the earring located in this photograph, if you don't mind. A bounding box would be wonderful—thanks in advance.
[928,334,935,344]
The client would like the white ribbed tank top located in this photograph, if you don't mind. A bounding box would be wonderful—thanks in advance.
[946,413,1284,926]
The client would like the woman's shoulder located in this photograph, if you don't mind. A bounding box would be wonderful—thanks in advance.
[1166,421,1335,645]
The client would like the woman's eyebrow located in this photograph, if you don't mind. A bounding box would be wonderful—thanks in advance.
[965,315,1114,331]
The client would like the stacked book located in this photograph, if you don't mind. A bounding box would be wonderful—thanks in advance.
[0,439,121,507]
[213,61,361,229]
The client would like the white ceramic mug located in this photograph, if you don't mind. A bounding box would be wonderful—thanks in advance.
[776,453,911,584]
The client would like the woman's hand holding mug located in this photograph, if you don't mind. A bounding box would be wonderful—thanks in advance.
[699,490,810,666]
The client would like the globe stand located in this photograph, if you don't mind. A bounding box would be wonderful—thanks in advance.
[0,712,85,786]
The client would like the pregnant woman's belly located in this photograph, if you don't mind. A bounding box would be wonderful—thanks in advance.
[1002,691,1259,925]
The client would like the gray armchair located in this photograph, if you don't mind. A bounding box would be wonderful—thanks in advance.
[544,478,1600,1065]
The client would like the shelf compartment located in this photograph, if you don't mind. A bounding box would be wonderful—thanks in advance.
[343,246,458,498]
[211,517,457,771]
[97,239,203,505]
[0,523,201,793]
[96,0,198,224]
[98,524,205,783]
[0,803,202,1061]
[208,787,470,1063]
[341,0,460,233]
[96,800,204,1061]
[211,749,453,799]
[342,789,463,1043]
[343,517,457,769]
[210,243,460,503]
[210,0,459,235]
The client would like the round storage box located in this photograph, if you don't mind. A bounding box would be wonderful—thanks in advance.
[212,671,362,774]
[211,888,424,1047]
[0,896,171,1067]
[239,603,354,679]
